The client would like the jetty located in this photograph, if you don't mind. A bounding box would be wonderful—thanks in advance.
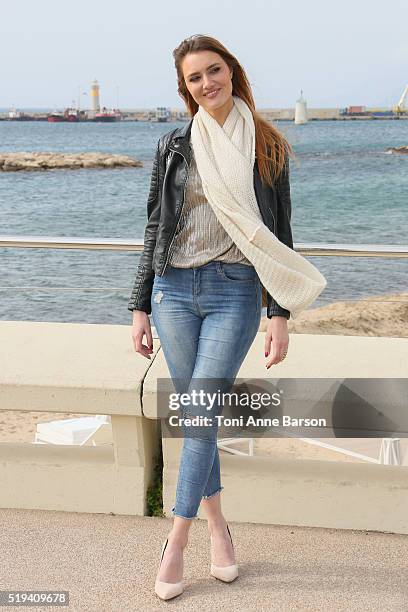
[386,145,408,154]
[0,152,143,171]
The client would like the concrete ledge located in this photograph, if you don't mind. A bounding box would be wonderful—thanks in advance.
[0,443,115,513]
[151,332,408,533]
[0,414,158,515]
[0,320,161,414]
[2,322,408,528]
[0,321,160,515]
[163,437,408,534]
[142,333,408,419]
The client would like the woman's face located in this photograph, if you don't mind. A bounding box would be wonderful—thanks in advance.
[181,50,233,113]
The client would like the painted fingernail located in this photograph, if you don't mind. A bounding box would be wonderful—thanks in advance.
[265,351,269,357]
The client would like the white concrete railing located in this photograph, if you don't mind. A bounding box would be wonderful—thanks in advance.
[1,323,408,532]
[142,332,408,534]
[0,321,159,515]
[1,238,408,532]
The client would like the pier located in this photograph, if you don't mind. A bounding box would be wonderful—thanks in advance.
[2,107,408,122]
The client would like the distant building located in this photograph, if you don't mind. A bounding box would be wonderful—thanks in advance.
[295,90,308,124]
[91,79,100,113]
[154,106,171,122]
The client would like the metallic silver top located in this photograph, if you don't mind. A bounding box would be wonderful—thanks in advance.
[168,146,252,268]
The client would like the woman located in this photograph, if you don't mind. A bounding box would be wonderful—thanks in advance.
[129,34,305,601]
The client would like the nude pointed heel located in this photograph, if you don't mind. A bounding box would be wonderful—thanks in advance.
[210,524,239,583]
[154,538,184,601]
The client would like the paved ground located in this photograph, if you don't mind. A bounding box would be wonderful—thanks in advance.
[0,509,407,611]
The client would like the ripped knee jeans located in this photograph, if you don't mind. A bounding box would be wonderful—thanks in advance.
[150,261,262,519]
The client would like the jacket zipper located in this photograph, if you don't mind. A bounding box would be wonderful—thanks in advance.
[268,207,276,235]
[160,146,190,275]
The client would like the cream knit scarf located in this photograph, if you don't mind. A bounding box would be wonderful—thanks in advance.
[190,95,327,319]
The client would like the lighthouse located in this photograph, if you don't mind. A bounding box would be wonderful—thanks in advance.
[295,90,308,124]
[91,79,100,114]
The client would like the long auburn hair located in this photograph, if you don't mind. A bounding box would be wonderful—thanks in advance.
[173,34,295,188]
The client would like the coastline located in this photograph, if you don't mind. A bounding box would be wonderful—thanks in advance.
[260,291,408,338]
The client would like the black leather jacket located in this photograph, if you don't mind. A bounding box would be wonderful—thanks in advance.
[128,119,294,319]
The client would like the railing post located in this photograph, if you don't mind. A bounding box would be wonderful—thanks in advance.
[111,414,159,515]
[379,438,401,466]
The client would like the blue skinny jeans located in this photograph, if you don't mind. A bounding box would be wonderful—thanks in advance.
[151,261,261,519]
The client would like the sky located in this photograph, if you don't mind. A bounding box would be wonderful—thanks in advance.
[1,0,407,110]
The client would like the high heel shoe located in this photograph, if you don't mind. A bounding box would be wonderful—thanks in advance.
[154,538,184,601]
[210,523,239,582]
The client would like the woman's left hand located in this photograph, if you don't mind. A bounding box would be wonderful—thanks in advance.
[264,316,289,369]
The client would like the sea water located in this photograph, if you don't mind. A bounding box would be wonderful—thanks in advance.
[0,118,407,324]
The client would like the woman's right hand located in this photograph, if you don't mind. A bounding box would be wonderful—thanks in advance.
[131,311,154,359]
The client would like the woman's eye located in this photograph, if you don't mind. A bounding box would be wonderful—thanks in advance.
[190,67,220,82]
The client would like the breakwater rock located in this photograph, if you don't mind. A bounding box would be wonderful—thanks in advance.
[386,145,408,155]
[0,152,143,171]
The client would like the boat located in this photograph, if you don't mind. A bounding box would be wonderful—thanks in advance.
[8,108,35,121]
[64,108,80,122]
[48,111,66,123]
[93,107,122,122]
[47,108,85,123]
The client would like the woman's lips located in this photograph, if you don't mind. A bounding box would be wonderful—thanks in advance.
[205,88,220,98]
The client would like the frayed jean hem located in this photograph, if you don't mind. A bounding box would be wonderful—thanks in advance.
[202,486,224,500]
[171,506,199,520]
